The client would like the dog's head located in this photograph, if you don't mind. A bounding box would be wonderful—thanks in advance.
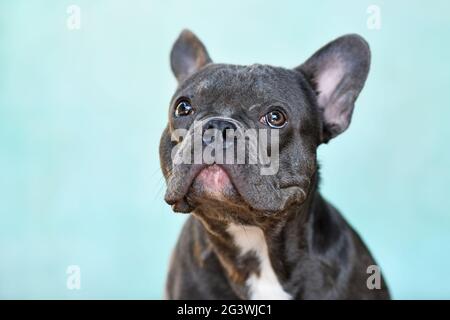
[160,30,370,221]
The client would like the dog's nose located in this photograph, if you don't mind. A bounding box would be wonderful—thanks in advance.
[202,119,237,148]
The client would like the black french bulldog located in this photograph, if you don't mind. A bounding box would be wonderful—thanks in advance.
[160,29,390,299]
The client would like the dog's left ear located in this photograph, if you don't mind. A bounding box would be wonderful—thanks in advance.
[296,34,371,142]
[170,29,212,83]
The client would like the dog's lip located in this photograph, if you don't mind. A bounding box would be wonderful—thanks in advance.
[165,164,310,214]
[164,163,246,208]
[195,163,229,180]
[192,164,238,196]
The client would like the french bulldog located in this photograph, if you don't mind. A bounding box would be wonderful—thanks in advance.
[159,29,390,299]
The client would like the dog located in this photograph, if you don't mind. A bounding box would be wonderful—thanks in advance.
[159,29,390,299]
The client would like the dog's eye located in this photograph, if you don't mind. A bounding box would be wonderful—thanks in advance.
[174,99,194,117]
[261,110,287,128]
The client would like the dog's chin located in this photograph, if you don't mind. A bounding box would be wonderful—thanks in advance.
[188,164,246,209]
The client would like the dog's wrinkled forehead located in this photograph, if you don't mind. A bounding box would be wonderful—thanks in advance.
[179,64,290,94]
[173,63,316,118]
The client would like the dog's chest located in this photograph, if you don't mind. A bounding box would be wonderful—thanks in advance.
[227,223,292,300]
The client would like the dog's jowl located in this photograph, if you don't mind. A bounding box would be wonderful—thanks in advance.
[159,29,390,299]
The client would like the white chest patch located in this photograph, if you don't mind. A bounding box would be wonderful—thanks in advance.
[227,223,292,300]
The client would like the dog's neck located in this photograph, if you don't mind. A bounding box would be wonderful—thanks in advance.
[192,172,319,299]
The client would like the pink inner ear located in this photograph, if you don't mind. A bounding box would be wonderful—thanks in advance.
[316,64,345,108]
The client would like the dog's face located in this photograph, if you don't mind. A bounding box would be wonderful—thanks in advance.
[160,30,370,222]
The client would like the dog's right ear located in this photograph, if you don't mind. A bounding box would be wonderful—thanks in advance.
[170,29,212,82]
[296,34,371,143]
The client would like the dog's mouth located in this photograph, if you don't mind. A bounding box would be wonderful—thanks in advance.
[192,164,233,196]
[164,162,310,214]
[165,163,245,213]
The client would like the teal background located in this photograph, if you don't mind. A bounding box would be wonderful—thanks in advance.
[1,0,449,299]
